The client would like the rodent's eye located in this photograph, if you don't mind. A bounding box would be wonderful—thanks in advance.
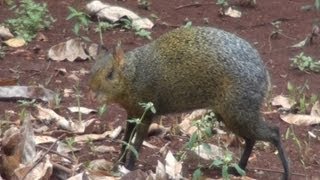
[106,71,114,80]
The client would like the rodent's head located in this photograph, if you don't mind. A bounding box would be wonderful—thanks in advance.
[89,44,128,104]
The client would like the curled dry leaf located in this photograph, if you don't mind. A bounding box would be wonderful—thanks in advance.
[48,38,89,62]
[0,86,56,102]
[109,126,122,139]
[311,101,320,117]
[68,106,97,114]
[165,151,184,179]
[280,113,320,126]
[15,155,53,180]
[224,7,242,18]
[34,135,58,145]
[0,26,14,39]
[179,109,208,135]
[271,95,295,109]
[94,145,116,153]
[155,160,167,180]
[192,144,224,160]
[86,0,154,29]
[4,38,26,47]
[36,105,88,133]
[73,130,112,142]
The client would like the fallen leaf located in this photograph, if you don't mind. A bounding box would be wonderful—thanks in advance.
[192,144,224,160]
[224,7,242,18]
[34,135,58,145]
[179,109,208,135]
[15,155,53,180]
[86,0,154,29]
[68,106,97,114]
[4,38,26,47]
[310,101,320,117]
[0,26,14,39]
[165,151,183,179]
[48,38,89,62]
[291,36,309,48]
[94,145,116,153]
[280,113,320,126]
[0,86,56,102]
[271,95,295,109]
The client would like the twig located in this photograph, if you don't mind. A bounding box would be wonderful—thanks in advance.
[175,2,216,10]
[22,134,66,180]
[52,162,73,175]
[248,167,306,177]
[37,144,74,163]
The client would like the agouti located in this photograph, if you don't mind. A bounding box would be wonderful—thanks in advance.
[89,26,289,179]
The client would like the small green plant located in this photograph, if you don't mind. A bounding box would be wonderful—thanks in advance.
[216,0,229,7]
[138,0,151,10]
[18,99,36,107]
[210,151,246,179]
[73,84,83,121]
[6,0,54,42]
[135,28,152,40]
[0,46,5,59]
[65,137,77,159]
[287,81,318,114]
[315,0,320,10]
[66,6,91,36]
[53,93,62,109]
[117,102,156,164]
[290,52,320,73]
[98,104,107,117]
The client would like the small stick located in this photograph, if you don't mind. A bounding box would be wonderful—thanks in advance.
[21,134,66,180]
[175,2,216,10]
[37,144,74,163]
[248,167,306,177]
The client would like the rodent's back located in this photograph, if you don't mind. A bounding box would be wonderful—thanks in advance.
[126,27,269,115]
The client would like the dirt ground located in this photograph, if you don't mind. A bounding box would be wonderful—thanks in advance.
[0,0,320,179]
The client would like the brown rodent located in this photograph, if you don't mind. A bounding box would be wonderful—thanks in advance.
[90,26,289,179]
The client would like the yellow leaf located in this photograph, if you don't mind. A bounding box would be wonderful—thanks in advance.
[4,38,26,47]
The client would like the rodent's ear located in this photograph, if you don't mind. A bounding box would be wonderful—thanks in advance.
[112,42,125,69]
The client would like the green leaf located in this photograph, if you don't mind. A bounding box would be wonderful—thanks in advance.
[192,168,203,180]
[232,164,246,176]
[119,140,139,159]
[222,165,230,180]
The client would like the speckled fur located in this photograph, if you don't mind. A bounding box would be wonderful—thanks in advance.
[90,26,289,179]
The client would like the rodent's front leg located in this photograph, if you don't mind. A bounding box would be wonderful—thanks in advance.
[119,121,136,164]
[124,113,153,170]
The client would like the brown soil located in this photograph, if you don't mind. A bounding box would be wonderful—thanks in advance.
[1,0,320,179]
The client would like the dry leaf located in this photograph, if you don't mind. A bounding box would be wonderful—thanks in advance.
[310,101,320,117]
[271,95,295,109]
[224,7,242,18]
[34,136,58,145]
[165,151,183,179]
[48,38,89,61]
[68,106,97,114]
[4,38,26,47]
[15,155,53,180]
[0,85,56,102]
[192,144,224,160]
[280,113,320,126]
[179,109,208,135]
[94,146,116,153]
[86,0,154,29]
[0,26,14,39]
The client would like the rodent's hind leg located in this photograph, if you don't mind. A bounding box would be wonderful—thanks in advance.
[238,138,255,170]
[228,138,255,176]
[124,113,154,170]
[271,129,290,180]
